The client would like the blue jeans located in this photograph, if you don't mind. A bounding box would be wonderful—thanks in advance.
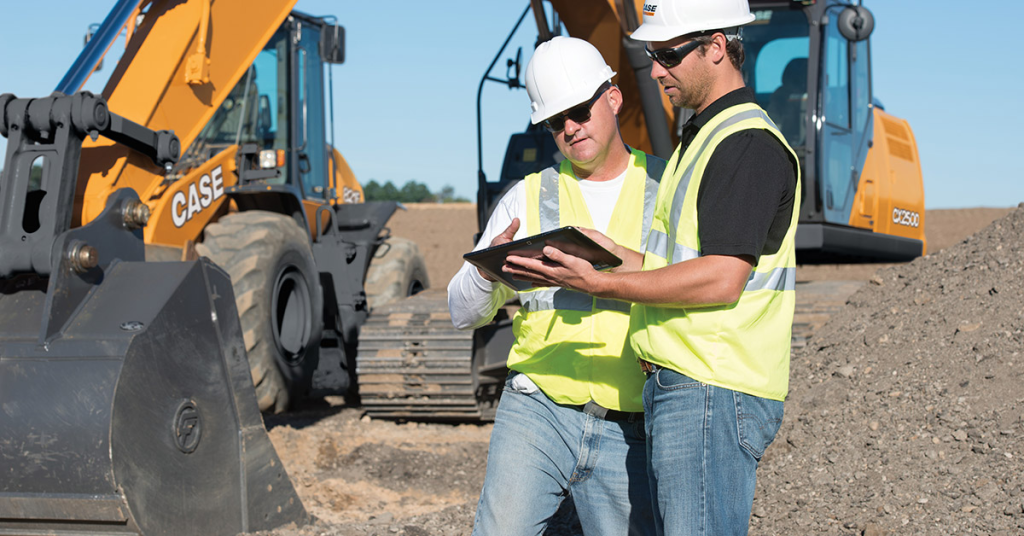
[643,367,783,536]
[473,372,655,536]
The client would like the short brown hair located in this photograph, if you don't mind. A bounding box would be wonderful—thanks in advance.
[695,32,745,70]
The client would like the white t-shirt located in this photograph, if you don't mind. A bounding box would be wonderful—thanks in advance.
[447,168,627,331]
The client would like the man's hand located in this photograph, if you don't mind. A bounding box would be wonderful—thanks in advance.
[503,244,605,294]
[477,218,520,282]
[574,228,643,272]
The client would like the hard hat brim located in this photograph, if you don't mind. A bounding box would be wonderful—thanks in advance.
[630,13,755,43]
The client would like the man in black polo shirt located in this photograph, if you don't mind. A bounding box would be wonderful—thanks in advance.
[502,1,800,534]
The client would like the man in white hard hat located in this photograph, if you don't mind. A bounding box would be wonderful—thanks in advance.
[501,1,801,534]
[448,36,665,535]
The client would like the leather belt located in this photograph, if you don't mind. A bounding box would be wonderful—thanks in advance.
[576,400,643,423]
[638,359,656,374]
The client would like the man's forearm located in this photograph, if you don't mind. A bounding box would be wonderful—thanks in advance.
[589,255,753,308]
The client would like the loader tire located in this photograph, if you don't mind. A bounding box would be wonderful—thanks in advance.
[196,211,323,413]
[364,237,429,311]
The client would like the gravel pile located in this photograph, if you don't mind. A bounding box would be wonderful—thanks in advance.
[753,204,1024,535]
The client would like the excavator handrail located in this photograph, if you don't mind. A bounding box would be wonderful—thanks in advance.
[476,3,532,190]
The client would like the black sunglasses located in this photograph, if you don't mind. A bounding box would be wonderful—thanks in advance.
[645,40,703,69]
[542,84,611,132]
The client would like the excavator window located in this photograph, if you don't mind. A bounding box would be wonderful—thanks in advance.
[822,15,850,129]
[819,12,855,221]
[851,37,872,147]
[742,8,811,148]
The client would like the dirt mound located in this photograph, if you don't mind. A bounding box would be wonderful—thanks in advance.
[753,205,1024,534]
[387,203,477,288]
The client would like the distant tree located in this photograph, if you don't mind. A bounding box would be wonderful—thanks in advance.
[362,179,456,203]
[437,185,470,204]
[362,179,383,201]
[29,164,42,191]
[380,181,400,201]
[399,180,434,203]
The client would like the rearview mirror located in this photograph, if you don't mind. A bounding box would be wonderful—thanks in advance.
[321,24,345,64]
[837,6,874,41]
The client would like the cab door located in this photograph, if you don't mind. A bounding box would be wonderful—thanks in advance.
[293,20,329,202]
[818,11,855,225]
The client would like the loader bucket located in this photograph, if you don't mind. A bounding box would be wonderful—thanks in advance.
[0,257,308,534]
[0,92,307,534]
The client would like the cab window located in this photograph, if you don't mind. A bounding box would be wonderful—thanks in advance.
[741,9,810,148]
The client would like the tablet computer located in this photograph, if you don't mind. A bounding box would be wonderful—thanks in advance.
[463,226,622,291]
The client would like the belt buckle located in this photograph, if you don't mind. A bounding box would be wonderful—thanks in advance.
[582,401,610,420]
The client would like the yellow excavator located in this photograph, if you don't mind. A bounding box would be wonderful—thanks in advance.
[478,0,927,262]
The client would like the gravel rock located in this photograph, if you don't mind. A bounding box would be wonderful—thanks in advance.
[755,206,1024,534]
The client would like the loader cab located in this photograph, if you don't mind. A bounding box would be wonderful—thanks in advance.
[189,13,342,207]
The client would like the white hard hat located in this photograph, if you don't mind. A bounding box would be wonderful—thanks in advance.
[630,0,756,43]
[525,36,616,125]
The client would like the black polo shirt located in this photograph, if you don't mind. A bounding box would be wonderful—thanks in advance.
[675,87,798,261]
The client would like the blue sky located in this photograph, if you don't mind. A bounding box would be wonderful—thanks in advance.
[0,1,1021,209]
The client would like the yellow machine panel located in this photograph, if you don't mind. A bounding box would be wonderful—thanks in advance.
[849,108,927,253]
[77,0,297,245]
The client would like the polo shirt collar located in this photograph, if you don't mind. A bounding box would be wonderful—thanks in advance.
[683,87,758,134]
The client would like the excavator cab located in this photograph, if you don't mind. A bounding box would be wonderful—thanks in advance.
[745,0,925,262]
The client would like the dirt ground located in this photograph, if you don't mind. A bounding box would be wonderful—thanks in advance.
[257,205,1017,536]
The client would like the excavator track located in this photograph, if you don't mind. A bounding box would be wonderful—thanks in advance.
[357,289,498,421]
[357,281,865,422]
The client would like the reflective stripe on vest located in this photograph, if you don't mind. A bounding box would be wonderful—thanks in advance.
[629,103,801,402]
[520,287,632,313]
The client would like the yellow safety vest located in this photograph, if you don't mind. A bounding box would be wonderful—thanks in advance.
[509,148,665,411]
[629,103,801,401]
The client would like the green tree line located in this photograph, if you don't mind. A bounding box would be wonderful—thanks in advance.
[362,180,468,204]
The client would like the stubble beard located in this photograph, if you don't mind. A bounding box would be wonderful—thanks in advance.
[670,63,712,111]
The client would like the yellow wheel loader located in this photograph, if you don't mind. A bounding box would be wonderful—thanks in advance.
[25,0,439,417]
[0,0,465,532]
